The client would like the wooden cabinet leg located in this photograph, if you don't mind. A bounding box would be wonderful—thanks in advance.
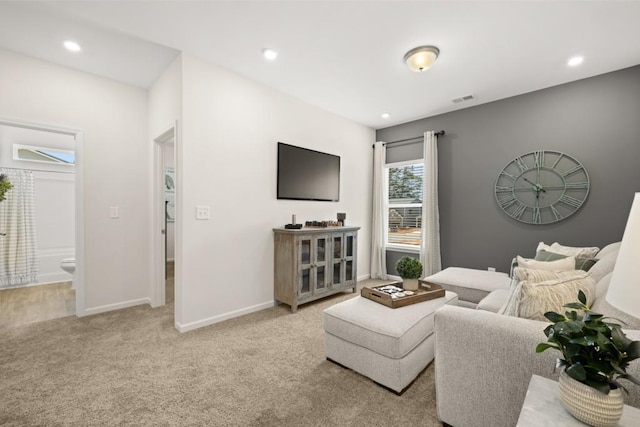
[291,303,298,313]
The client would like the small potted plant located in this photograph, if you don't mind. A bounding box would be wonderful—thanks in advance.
[395,256,423,291]
[536,290,640,426]
[0,174,13,202]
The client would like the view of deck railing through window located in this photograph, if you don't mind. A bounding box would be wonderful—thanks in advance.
[387,163,423,246]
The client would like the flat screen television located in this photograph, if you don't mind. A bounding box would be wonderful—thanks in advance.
[277,142,340,202]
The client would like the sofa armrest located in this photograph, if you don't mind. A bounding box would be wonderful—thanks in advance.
[434,305,640,427]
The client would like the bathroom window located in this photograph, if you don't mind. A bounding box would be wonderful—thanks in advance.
[13,144,75,166]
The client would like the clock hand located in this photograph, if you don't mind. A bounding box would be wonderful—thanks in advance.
[522,177,546,193]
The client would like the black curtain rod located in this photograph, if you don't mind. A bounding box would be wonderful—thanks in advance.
[372,130,445,148]
[384,130,445,146]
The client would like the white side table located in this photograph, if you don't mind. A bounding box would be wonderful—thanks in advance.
[517,375,640,426]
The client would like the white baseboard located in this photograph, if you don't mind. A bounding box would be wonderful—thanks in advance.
[175,300,275,333]
[80,297,151,317]
[357,274,371,281]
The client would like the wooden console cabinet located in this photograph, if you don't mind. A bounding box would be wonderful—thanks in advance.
[273,226,359,313]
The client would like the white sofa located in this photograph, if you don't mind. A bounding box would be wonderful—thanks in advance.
[434,242,640,427]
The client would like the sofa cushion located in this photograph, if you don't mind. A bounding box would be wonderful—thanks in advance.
[536,242,600,259]
[596,242,622,259]
[423,267,512,304]
[516,255,575,272]
[477,289,511,313]
[534,249,598,271]
[590,273,640,330]
[501,271,596,321]
[588,251,619,283]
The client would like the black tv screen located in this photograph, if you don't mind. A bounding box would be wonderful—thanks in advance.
[277,142,340,202]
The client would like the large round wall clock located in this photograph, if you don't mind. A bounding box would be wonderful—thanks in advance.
[494,150,590,224]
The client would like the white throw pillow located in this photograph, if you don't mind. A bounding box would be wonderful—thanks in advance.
[516,275,596,321]
[516,255,576,272]
[499,269,589,317]
[536,242,599,259]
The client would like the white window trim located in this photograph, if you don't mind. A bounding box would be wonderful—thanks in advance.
[385,159,423,249]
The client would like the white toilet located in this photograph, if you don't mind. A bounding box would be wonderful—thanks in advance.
[60,258,76,276]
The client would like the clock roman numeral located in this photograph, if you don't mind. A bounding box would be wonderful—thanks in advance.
[499,195,517,209]
[551,153,565,169]
[500,171,517,181]
[514,156,529,172]
[561,165,584,177]
[495,186,513,193]
[549,204,563,221]
[565,181,589,189]
[533,150,545,168]
[559,194,583,208]
[511,202,526,219]
[533,207,541,224]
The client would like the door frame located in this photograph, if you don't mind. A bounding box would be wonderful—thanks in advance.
[0,116,86,315]
[151,123,177,308]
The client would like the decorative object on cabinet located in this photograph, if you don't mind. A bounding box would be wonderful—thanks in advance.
[273,226,359,313]
[495,150,590,224]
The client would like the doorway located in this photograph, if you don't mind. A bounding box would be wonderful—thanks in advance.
[0,117,85,324]
[152,125,177,309]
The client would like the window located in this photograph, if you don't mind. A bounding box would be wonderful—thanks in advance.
[13,144,75,166]
[387,161,423,247]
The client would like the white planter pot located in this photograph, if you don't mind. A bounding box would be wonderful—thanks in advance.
[402,278,419,291]
[559,370,624,427]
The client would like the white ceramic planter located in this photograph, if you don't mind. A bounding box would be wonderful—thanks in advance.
[402,278,419,291]
[559,370,624,427]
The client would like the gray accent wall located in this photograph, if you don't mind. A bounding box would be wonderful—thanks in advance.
[377,66,640,273]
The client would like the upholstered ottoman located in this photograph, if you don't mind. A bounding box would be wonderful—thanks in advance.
[423,267,512,309]
[323,291,458,393]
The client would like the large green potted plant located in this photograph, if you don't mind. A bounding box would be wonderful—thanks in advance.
[536,290,640,426]
[0,174,13,202]
[395,256,423,291]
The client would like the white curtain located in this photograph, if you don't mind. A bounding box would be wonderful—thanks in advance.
[0,169,39,287]
[370,141,388,279]
[420,132,442,277]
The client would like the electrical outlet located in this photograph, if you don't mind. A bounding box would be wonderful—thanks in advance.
[488,267,496,272]
[196,206,210,220]
[110,206,119,219]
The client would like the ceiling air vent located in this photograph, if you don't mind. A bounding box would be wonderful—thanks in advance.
[452,94,476,104]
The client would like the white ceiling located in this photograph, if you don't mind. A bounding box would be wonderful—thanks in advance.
[1,1,639,129]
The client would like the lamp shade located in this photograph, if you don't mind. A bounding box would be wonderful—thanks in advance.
[606,192,640,319]
[403,46,439,72]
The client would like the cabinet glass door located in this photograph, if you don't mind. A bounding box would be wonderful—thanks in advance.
[343,232,357,285]
[332,235,343,286]
[315,236,328,291]
[298,237,312,296]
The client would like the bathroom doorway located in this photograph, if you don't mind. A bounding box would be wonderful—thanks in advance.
[0,118,84,328]
[152,125,177,310]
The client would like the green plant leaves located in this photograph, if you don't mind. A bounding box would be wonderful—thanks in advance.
[537,291,640,394]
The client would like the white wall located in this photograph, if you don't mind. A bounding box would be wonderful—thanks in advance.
[0,48,150,314]
[178,53,373,331]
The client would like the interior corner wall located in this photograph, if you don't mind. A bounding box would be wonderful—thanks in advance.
[177,53,374,330]
[0,48,150,312]
[377,65,640,273]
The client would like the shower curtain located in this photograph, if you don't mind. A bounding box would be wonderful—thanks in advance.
[0,168,39,287]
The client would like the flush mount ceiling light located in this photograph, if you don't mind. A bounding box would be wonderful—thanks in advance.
[262,48,278,61]
[381,113,390,119]
[63,40,82,53]
[403,45,439,72]
[567,55,584,67]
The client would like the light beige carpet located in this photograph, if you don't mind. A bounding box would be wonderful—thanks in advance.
[0,280,443,426]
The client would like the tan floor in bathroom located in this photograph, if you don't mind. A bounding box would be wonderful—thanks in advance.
[0,281,75,330]
[0,262,175,330]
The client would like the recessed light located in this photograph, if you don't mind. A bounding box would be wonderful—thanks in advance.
[381,113,390,119]
[262,48,278,61]
[567,56,584,67]
[63,40,82,53]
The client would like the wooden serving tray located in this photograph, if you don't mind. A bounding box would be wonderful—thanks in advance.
[361,280,445,308]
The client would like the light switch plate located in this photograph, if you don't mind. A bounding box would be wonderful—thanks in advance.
[110,206,119,218]
[196,206,210,220]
